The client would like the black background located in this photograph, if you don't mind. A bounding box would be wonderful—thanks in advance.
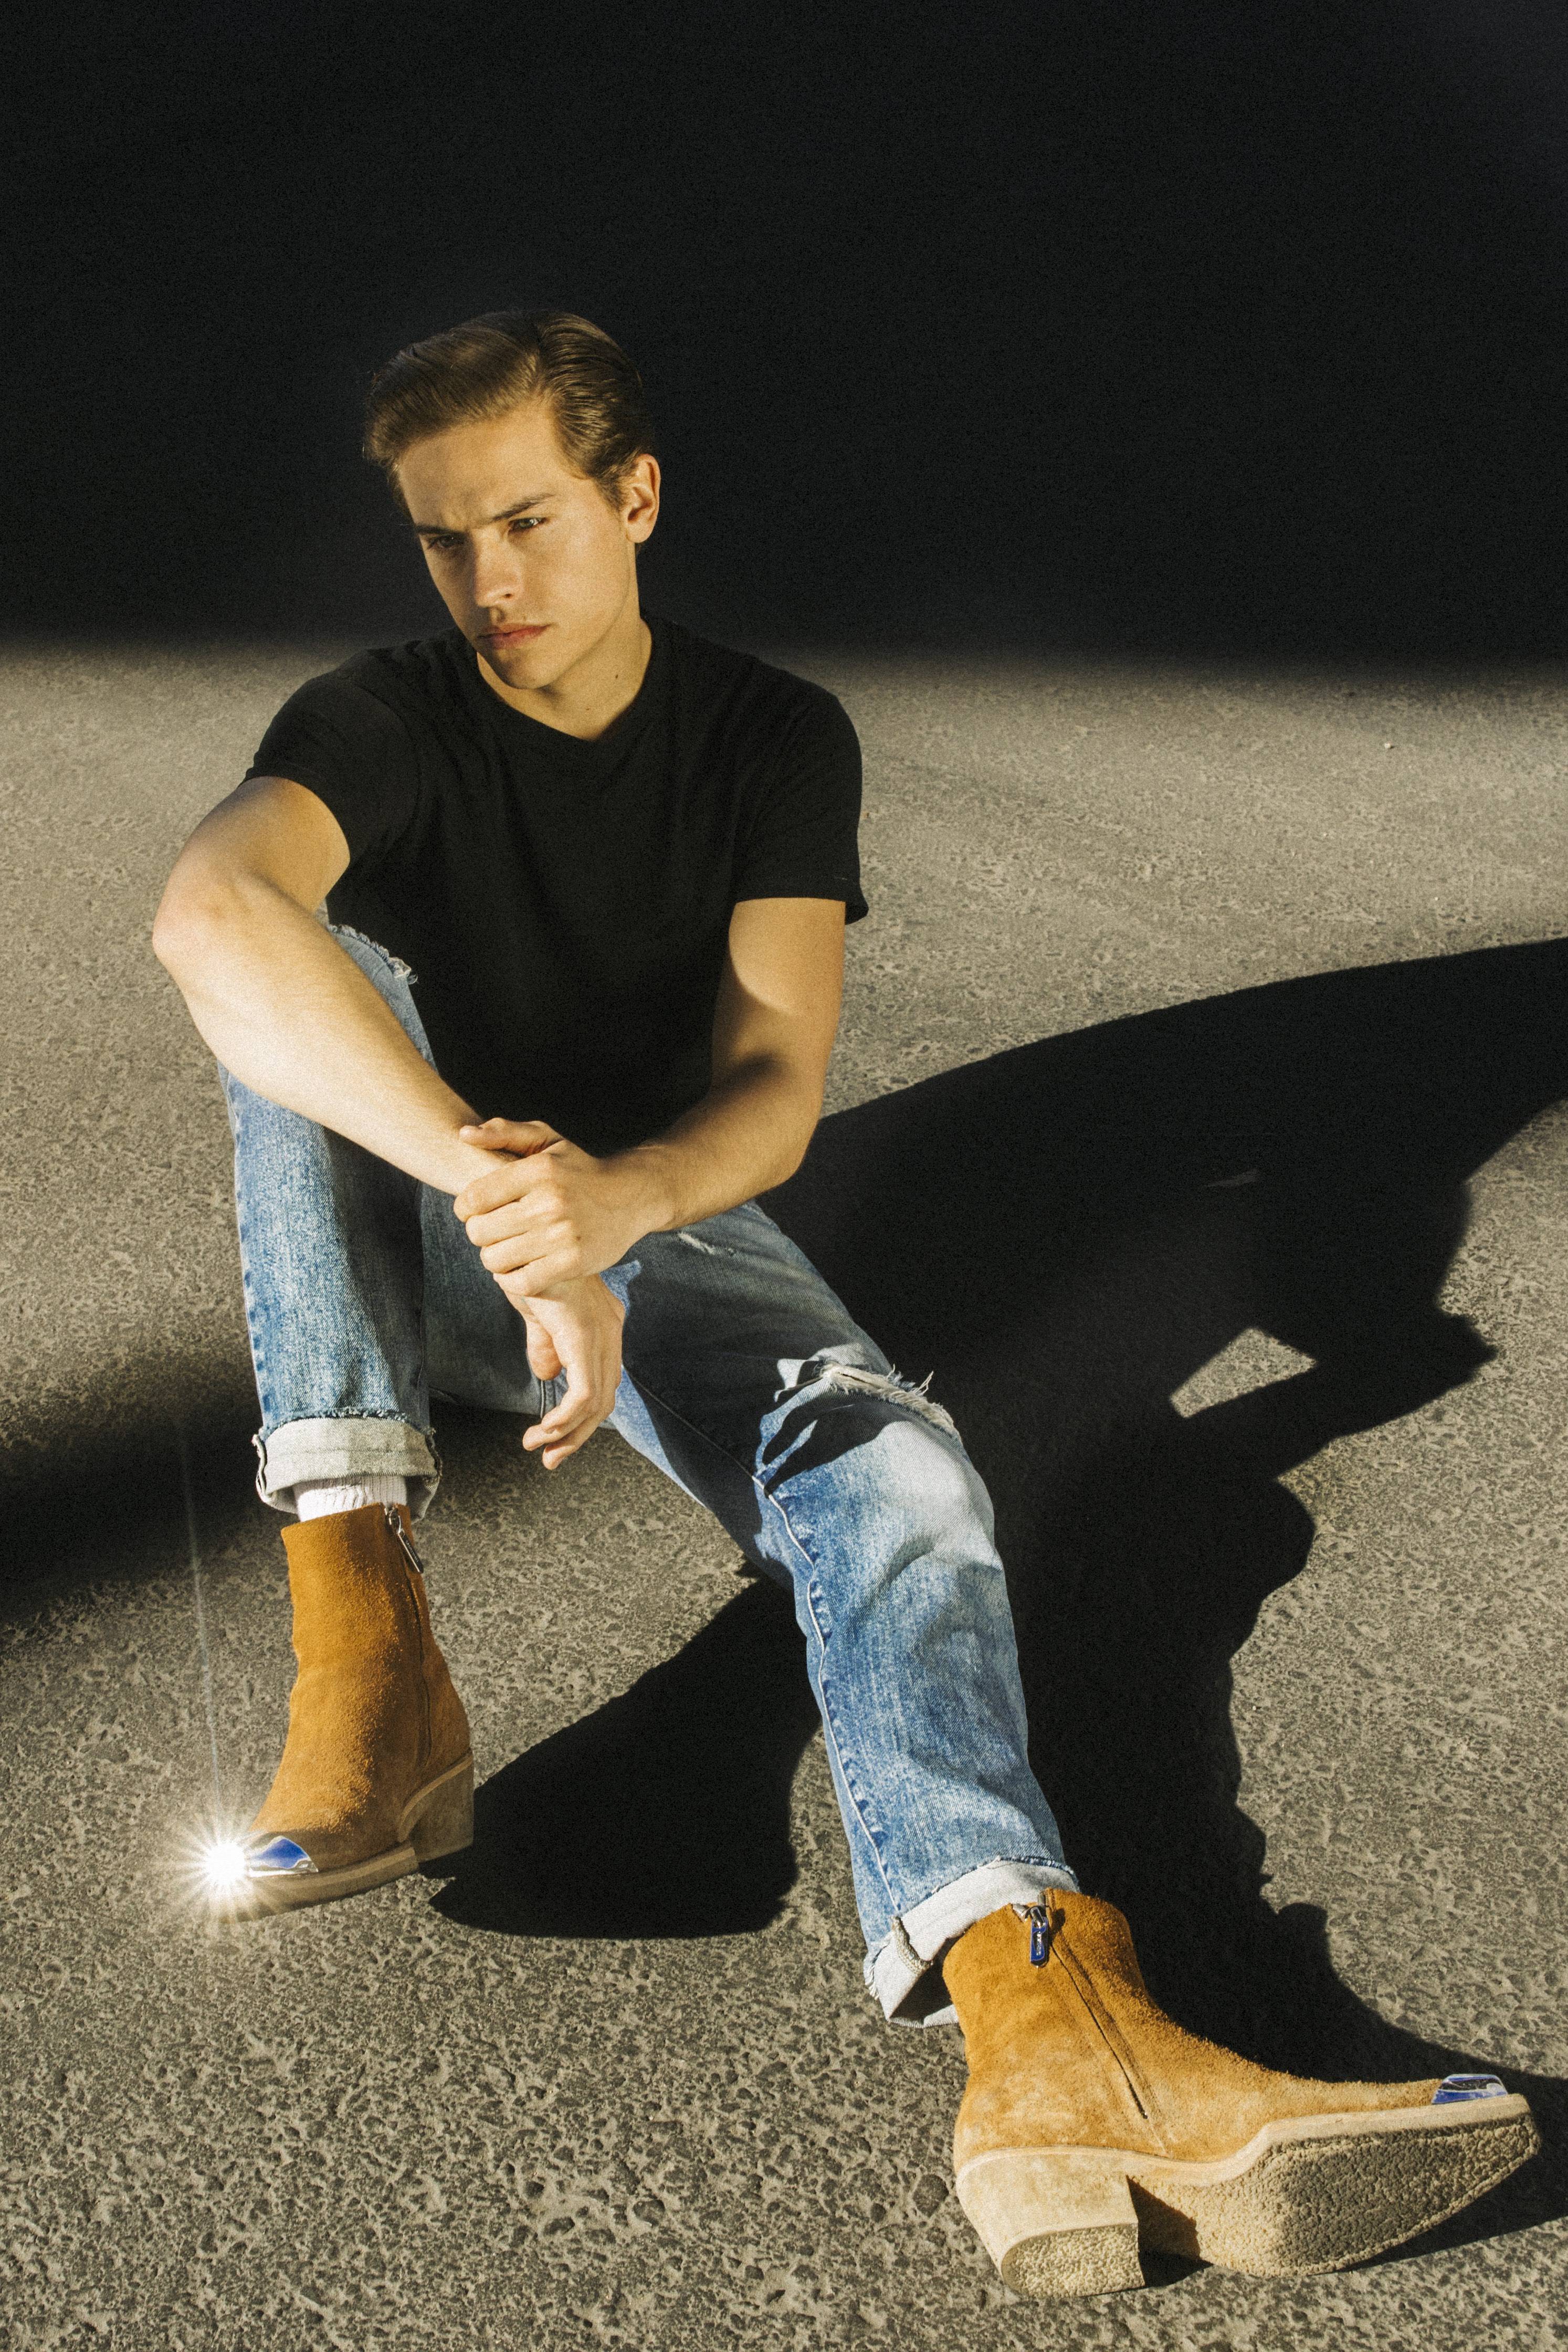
[7,0,1567,657]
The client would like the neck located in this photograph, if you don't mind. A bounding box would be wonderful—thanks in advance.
[476,589,651,741]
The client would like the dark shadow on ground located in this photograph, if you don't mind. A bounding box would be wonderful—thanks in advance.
[1,1380,260,1609]
[763,934,1568,2248]
[432,1576,818,1938]
[439,934,1568,2248]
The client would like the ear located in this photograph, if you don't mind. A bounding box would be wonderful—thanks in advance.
[622,453,660,543]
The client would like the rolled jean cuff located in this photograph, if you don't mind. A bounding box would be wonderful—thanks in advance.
[864,1856,1081,2028]
[253,1416,442,1521]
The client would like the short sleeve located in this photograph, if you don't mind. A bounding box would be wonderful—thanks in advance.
[244,668,422,870]
[733,688,868,922]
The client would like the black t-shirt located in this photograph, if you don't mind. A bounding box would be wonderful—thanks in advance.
[244,613,867,1156]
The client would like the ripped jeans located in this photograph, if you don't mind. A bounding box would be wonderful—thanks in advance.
[223,927,1076,2022]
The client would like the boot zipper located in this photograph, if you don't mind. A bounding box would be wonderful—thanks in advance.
[384,1505,433,1765]
[384,1502,426,1578]
[1012,1899,1164,2135]
[1050,1932,1162,2131]
[1014,1902,1055,1966]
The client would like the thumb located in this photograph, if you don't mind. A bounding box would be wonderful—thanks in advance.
[459,1117,561,1156]
[521,1311,562,1381]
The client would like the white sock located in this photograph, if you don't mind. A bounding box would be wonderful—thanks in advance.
[294,1474,408,1522]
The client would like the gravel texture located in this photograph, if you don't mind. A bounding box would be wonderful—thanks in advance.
[2,639,1565,2349]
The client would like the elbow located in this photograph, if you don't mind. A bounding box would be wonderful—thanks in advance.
[777,1139,814,1190]
[151,894,198,980]
[152,876,231,982]
[151,901,182,975]
[775,1098,824,1188]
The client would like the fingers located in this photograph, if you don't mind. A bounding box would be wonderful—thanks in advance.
[478,1233,589,1288]
[482,1235,536,1275]
[452,1130,562,1220]
[529,1379,614,1465]
[458,1177,576,1260]
[526,1322,620,1442]
[523,1385,603,1466]
[513,1277,625,1469]
[460,1117,561,1154]
[467,1198,554,1251]
[519,1310,562,1382]
[467,1205,585,1284]
[467,1184,587,1284]
[494,1244,583,1295]
[523,1394,601,1468]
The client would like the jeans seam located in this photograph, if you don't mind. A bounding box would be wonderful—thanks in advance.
[235,1200,276,1429]
[795,1565,897,1903]
[620,1369,901,1913]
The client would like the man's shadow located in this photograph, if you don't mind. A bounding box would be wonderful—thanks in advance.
[436,936,1567,2247]
[430,1568,820,1939]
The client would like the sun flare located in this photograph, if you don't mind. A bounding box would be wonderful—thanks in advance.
[202,1840,250,1893]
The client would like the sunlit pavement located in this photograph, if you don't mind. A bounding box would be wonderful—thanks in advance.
[4,639,1565,2349]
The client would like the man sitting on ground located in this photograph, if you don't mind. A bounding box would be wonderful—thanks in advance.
[153,308,1535,2298]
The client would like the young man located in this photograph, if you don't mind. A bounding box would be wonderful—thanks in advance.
[153,310,1535,2298]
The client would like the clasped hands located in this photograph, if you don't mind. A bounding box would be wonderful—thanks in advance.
[451,1116,668,1472]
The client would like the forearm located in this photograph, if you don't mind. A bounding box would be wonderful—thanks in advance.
[155,876,506,1195]
[618,1056,821,1233]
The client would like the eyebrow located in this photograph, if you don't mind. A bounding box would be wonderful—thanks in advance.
[407,493,554,534]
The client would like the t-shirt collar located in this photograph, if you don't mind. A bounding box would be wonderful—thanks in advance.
[460,611,669,765]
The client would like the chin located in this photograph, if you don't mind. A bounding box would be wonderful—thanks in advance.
[477,633,562,682]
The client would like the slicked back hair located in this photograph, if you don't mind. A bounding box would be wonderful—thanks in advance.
[363,309,656,510]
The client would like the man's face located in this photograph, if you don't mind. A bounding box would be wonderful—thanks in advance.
[395,398,659,695]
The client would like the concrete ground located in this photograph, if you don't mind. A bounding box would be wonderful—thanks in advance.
[3,636,1566,2350]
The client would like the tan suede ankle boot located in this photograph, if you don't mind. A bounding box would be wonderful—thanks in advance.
[942,1890,1538,2297]
[219,1502,473,1918]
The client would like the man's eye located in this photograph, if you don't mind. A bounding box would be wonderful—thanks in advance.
[509,516,543,533]
[424,536,461,554]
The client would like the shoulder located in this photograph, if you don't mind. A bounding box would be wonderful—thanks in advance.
[658,616,858,751]
[246,640,475,843]
[283,629,472,733]
[248,634,478,799]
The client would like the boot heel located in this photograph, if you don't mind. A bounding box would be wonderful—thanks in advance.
[407,1756,474,1862]
[957,2148,1143,2298]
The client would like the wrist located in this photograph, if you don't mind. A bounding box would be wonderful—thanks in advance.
[615,1142,685,1234]
[436,1131,519,1196]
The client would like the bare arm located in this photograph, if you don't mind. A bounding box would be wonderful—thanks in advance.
[153,776,623,1466]
[625,894,846,1223]
[455,896,846,1292]
[152,775,507,1195]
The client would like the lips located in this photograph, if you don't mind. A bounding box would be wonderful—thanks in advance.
[483,623,547,644]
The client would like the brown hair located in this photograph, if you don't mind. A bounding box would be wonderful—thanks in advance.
[363,309,656,509]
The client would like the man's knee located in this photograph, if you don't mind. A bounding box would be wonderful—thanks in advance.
[809,1402,998,1563]
[813,1358,962,1443]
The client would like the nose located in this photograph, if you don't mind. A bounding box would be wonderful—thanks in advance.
[470,532,526,612]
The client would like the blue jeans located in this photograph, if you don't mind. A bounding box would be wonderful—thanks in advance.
[223,926,1076,2022]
